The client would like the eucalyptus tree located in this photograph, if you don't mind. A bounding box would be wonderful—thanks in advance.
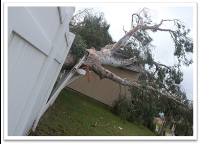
[62,8,193,135]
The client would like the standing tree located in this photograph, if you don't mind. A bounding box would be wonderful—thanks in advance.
[62,8,193,135]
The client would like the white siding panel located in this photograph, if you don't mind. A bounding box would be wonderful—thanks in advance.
[48,9,61,42]
[54,35,67,63]
[9,43,44,110]
[37,60,59,109]
[13,52,46,135]
[10,53,46,135]
[8,39,27,106]
[8,32,14,46]
[58,7,67,24]
[8,7,52,56]
[27,7,60,43]
[43,8,55,34]
[8,33,46,135]
[26,60,60,131]
[59,35,68,56]
[8,33,21,67]
[40,7,49,25]
[65,25,70,46]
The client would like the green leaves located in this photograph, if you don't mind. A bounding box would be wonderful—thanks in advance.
[71,11,113,51]
[184,41,193,53]
[111,95,135,123]
[71,35,87,62]
[70,10,114,61]
[171,20,193,67]
[170,69,183,84]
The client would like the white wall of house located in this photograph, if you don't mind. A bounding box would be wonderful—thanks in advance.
[8,7,75,136]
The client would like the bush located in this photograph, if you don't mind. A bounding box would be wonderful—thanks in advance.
[111,95,135,123]
[147,120,156,132]
[111,94,156,132]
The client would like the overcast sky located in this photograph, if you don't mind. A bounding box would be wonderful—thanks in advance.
[74,3,195,101]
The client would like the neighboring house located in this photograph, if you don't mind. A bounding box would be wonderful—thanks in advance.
[67,65,140,106]
[8,7,75,136]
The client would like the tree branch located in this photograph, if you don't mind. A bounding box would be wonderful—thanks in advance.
[84,52,191,108]
[71,8,92,20]
[109,19,174,55]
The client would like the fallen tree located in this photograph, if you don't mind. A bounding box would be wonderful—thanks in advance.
[63,8,193,106]
[62,8,193,135]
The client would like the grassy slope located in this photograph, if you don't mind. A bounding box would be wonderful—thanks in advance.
[29,89,156,136]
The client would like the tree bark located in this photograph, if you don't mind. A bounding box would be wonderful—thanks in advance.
[62,49,76,70]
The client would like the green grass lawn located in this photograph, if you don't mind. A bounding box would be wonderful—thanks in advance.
[29,88,156,136]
